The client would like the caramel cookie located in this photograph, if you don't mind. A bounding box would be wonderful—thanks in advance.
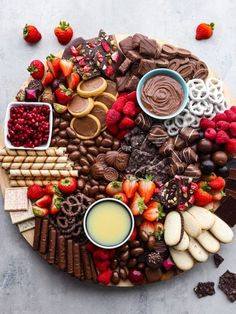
[94,92,117,109]
[68,95,94,117]
[77,77,107,97]
[90,102,108,131]
[70,114,101,140]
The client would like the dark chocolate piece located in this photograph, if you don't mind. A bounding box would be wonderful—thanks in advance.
[39,219,49,255]
[73,242,82,279]
[213,253,224,268]
[176,48,191,57]
[139,38,158,58]
[173,135,186,150]
[180,127,199,143]
[119,58,132,74]
[58,235,66,271]
[218,270,236,302]
[145,252,163,269]
[47,228,57,264]
[33,217,42,251]
[214,195,236,227]
[67,239,74,274]
[119,36,133,55]
[153,240,169,259]
[144,267,162,283]
[81,246,92,280]
[194,282,215,298]
[147,126,169,147]
[180,147,198,164]
[159,138,174,156]
[137,59,157,76]
[135,112,152,131]
[132,33,148,49]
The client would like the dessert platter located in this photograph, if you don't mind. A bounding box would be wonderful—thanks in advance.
[1,30,236,294]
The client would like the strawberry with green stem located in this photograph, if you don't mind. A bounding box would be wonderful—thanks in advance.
[54,21,73,45]
[123,176,138,199]
[46,54,61,78]
[55,84,73,105]
[27,60,45,80]
[130,193,147,216]
[142,201,165,222]
[105,181,123,196]
[138,175,156,204]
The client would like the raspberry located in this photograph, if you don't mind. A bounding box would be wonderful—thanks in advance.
[118,92,128,98]
[107,123,118,135]
[231,106,236,113]
[97,269,112,285]
[215,130,230,144]
[126,90,137,102]
[117,129,129,139]
[229,122,236,137]
[213,113,228,122]
[123,101,136,117]
[85,241,96,253]
[225,109,236,122]
[119,116,135,129]
[95,260,111,272]
[113,96,126,113]
[200,117,215,130]
[93,248,111,261]
[106,109,121,126]
[225,138,236,153]
[104,65,114,78]
[216,120,229,131]
[205,128,217,141]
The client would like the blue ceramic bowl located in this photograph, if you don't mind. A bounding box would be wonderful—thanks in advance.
[136,68,189,120]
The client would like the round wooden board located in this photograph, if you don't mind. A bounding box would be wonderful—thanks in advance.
[0,34,235,287]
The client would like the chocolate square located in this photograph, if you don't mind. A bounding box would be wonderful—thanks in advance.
[137,59,157,76]
[118,58,132,74]
[126,75,139,91]
[126,50,142,62]
[119,36,133,55]
[139,38,158,58]
[132,33,148,49]
[214,195,236,227]
[116,76,129,92]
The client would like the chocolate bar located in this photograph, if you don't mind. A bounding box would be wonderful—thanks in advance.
[73,242,82,279]
[119,58,132,74]
[47,228,57,264]
[215,195,236,227]
[81,246,92,280]
[119,36,133,55]
[139,38,159,58]
[67,239,74,275]
[132,33,148,49]
[39,218,49,255]
[57,235,66,271]
[33,217,42,251]
[137,59,157,76]
[126,50,142,62]
[89,253,98,283]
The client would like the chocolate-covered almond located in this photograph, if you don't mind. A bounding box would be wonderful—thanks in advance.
[83,139,96,146]
[119,267,128,280]
[74,165,82,173]
[70,137,81,145]
[95,135,103,146]
[99,185,106,193]
[95,194,106,200]
[129,240,141,248]
[69,151,80,161]
[90,179,99,186]
[139,230,149,242]
[61,111,72,121]
[101,138,113,147]
[90,186,99,195]
[102,131,113,140]
[87,147,99,155]
[79,157,90,167]
[58,130,68,139]
[120,243,129,252]
[112,139,120,150]
[86,153,94,164]
[79,145,87,155]
[111,271,120,285]
[66,127,77,139]
[99,146,111,153]
[50,138,57,146]
[52,127,60,136]
[80,175,89,181]
[137,263,145,270]
[77,178,85,190]
[67,144,78,153]
[130,247,144,257]
[147,235,156,250]
[120,250,130,262]
[53,118,60,128]
[127,258,137,269]
[111,259,119,270]
[57,138,68,147]
[81,165,90,175]
[82,185,90,196]
[59,121,70,130]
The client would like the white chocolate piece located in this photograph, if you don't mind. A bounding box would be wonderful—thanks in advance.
[169,248,194,271]
[182,211,202,238]
[210,216,234,243]
[10,201,34,224]
[188,237,209,262]
[173,231,190,251]
[164,211,183,246]
[18,219,35,232]
[188,206,215,230]
[196,230,220,253]
[4,187,28,211]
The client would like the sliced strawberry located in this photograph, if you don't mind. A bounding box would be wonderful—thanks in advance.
[138,175,156,204]
[46,54,61,78]
[139,220,155,235]
[122,176,138,199]
[35,194,52,208]
[66,70,80,89]
[105,181,123,196]
[50,194,64,215]
[32,205,48,217]
[60,59,74,77]
[113,192,128,204]
[42,71,54,87]
[142,201,164,222]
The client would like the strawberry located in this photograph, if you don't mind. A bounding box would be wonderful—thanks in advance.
[46,54,61,78]
[95,260,111,272]
[35,194,52,208]
[138,175,156,204]
[50,194,63,215]
[45,183,62,196]
[32,205,48,217]
[194,187,213,206]
[142,201,164,222]
[60,59,74,77]
[139,220,155,235]
[97,269,112,285]
[123,101,137,117]
[53,103,68,113]
[23,24,41,44]
[123,176,138,198]
[27,60,45,80]
[106,109,121,126]
[42,71,54,87]
[195,22,214,40]
[66,70,80,90]
[153,222,164,240]
[225,138,236,154]
[212,191,225,201]
[27,184,45,201]
[209,176,225,191]
[58,177,77,194]
[54,20,73,45]
[119,116,135,130]
[113,192,128,204]
[129,227,137,241]
[93,248,111,261]
[130,193,147,216]
[55,84,73,105]
[105,181,123,196]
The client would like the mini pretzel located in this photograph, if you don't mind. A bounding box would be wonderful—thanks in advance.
[187,79,209,101]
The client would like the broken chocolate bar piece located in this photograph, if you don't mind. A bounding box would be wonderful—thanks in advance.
[213,253,224,268]
[116,76,129,92]
[214,195,236,227]
[218,270,236,302]
[126,50,142,62]
[126,75,139,91]
[132,33,148,49]
[194,282,215,298]
[119,58,132,74]
[137,59,157,76]
[139,38,158,58]
[119,36,133,55]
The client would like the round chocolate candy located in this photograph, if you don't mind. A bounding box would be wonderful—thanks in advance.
[212,151,228,167]
[197,139,213,153]
[145,252,163,269]
[215,165,230,178]
[201,160,215,175]
[199,154,211,162]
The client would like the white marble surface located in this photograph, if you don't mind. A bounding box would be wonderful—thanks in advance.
[0,0,236,313]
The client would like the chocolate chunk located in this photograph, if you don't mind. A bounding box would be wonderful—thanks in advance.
[148,125,169,147]
[180,127,199,143]
[135,112,152,131]
[194,282,215,298]
[218,270,236,302]
[145,252,163,269]
[145,267,162,283]
[226,178,236,191]
[213,253,224,268]
[67,239,74,274]
[126,75,139,91]
[47,228,57,264]
[179,147,199,163]
[126,50,142,62]
[159,138,174,156]
[119,36,133,55]
[139,38,158,58]
[116,76,129,92]
[39,218,49,255]
[214,195,236,227]
[119,58,132,74]
[33,217,42,251]
[132,33,148,49]
[173,135,186,150]
[183,164,202,182]
[228,167,236,180]
[137,59,157,76]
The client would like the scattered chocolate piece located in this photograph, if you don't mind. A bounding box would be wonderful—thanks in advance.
[132,33,148,49]
[145,267,162,283]
[119,36,133,55]
[194,282,215,298]
[214,195,236,227]
[213,253,224,268]
[126,50,142,62]
[126,75,139,91]
[183,164,202,182]
[148,125,169,147]
[218,270,236,302]
[139,38,158,58]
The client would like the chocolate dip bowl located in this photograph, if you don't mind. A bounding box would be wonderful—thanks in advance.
[137,69,188,120]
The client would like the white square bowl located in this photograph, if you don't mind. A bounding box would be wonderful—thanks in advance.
[4,102,53,150]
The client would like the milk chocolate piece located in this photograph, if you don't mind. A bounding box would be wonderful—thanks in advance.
[39,219,49,255]
[194,282,215,298]
[168,59,181,71]
[114,153,129,171]
[137,59,157,76]
[145,267,162,283]
[73,242,82,279]
[177,64,193,79]
[126,75,139,91]
[119,58,132,74]
[148,126,169,147]
[47,228,57,264]
[81,246,92,280]
[116,76,129,92]
[67,239,74,274]
[132,33,148,49]
[119,36,133,55]
[126,50,142,62]
[159,138,174,156]
[135,112,152,131]
[180,127,199,143]
[218,270,236,302]
[161,44,178,56]
[156,58,169,68]
[180,147,198,163]
[183,164,202,181]
[89,253,98,283]
[215,195,236,227]
[33,217,42,251]
[213,253,224,268]
[58,235,66,271]
[139,38,158,58]
[173,135,186,150]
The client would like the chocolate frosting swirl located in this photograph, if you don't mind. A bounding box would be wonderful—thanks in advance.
[141,74,184,116]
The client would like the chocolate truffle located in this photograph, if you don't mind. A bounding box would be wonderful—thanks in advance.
[216,165,230,178]
[145,252,163,269]
[212,151,228,167]
[197,139,213,153]
[201,160,215,175]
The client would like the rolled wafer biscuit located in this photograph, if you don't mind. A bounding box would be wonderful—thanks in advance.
[73,243,82,279]
[33,217,42,251]
[0,147,66,157]
[67,240,74,275]
[39,219,49,255]
[47,228,57,264]
[81,246,92,280]
[3,162,73,170]
[9,169,78,177]
[58,235,66,271]
[10,179,59,187]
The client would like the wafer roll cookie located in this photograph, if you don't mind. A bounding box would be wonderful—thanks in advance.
[10,179,59,187]
[7,162,72,170]
[0,156,16,162]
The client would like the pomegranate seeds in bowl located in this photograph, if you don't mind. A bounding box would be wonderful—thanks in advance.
[5,102,53,149]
